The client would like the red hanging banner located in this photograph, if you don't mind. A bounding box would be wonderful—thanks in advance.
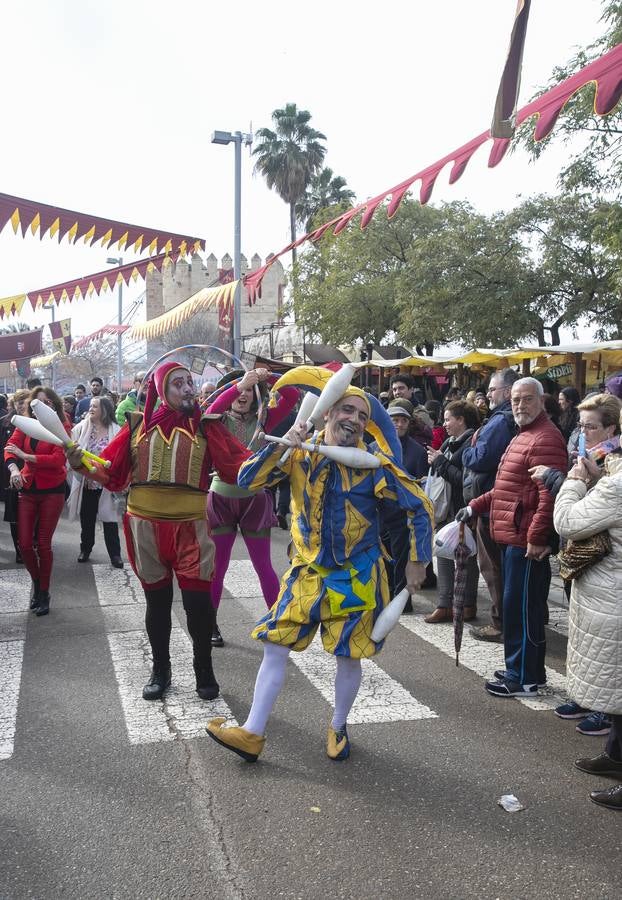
[0,328,43,362]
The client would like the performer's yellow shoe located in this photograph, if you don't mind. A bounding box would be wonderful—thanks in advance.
[326,725,350,761]
[206,717,265,763]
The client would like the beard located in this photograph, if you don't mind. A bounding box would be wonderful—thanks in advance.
[180,398,196,415]
[327,421,360,447]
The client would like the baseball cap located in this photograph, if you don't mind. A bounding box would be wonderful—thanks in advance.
[387,398,414,418]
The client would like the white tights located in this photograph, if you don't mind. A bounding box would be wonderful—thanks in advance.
[242,643,363,736]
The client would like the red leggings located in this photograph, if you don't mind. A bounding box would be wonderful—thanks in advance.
[18,491,65,590]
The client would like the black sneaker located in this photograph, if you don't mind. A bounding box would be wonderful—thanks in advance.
[485,678,537,698]
[494,668,547,688]
[555,700,589,719]
[576,712,612,736]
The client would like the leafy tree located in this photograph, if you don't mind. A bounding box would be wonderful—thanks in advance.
[508,193,622,340]
[295,167,355,233]
[294,199,538,350]
[513,2,622,192]
[396,202,538,348]
[294,193,622,349]
[253,104,326,263]
[157,313,222,353]
[293,200,435,346]
[0,322,31,334]
[53,340,118,384]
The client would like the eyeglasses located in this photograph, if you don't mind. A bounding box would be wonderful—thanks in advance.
[579,422,602,431]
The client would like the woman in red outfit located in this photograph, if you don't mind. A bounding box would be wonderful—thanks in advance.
[4,386,70,616]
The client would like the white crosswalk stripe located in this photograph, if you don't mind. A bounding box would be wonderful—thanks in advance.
[399,605,568,710]
[223,561,438,724]
[92,565,236,744]
[0,571,29,760]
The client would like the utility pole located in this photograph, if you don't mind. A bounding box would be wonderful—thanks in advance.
[211,129,253,360]
[107,257,124,392]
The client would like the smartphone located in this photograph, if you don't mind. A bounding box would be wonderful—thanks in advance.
[578,433,587,458]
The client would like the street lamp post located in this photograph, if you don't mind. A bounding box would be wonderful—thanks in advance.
[42,302,56,390]
[107,256,123,393]
[211,129,252,361]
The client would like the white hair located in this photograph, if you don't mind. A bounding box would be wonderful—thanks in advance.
[511,377,544,396]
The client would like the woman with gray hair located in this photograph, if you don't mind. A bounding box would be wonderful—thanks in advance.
[68,395,123,568]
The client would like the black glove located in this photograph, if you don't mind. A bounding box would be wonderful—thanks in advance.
[455,506,473,523]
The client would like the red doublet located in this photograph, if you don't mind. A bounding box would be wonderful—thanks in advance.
[90,411,250,590]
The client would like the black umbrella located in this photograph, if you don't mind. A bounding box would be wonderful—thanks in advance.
[452,522,472,666]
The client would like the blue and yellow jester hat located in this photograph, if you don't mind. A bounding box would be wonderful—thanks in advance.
[272,365,403,463]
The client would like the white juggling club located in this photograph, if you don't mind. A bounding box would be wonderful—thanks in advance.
[13,412,96,472]
[29,399,110,469]
[370,588,411,642]
[265,434,380,469]
[306,363,356,430]
[278,391,318,464]
[11,415,64,446]
[30,399,77,443]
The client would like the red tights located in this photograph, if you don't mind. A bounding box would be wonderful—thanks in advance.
[18,491,65,590]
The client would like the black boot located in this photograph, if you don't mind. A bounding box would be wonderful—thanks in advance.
[211,623,224,648]
[142,664,171,701]
[30,580,40,611]
[35,590,50,616]
[194,657,219,701]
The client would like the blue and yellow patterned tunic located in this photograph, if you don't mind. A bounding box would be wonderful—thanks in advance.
[238,435,433,658]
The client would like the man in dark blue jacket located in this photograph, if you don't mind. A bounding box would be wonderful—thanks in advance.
[462,368,518,641]
[377,399,430,611]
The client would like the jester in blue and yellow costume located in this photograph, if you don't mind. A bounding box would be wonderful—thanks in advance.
[207,366,433,763]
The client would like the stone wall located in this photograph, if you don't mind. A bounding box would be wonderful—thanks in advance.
[145,252,286,341]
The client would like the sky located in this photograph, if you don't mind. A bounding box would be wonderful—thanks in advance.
[0,0,608,349]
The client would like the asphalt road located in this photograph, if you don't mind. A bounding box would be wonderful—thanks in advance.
[1,508,620,900]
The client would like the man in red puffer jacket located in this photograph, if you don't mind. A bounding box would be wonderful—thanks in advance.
[456,378,568,698]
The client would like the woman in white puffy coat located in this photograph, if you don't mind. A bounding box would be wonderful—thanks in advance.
[67,395,123,568]
[553,453,622,812]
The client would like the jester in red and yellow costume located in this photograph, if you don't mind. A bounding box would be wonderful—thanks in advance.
[67,362,249,701]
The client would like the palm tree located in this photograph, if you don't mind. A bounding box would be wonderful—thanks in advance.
[295,167,356,233]
[253,104,327,263]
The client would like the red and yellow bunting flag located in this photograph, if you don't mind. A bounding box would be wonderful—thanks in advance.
[0,293,28,320]
[0,193,204,256]
[0,253,179,315]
